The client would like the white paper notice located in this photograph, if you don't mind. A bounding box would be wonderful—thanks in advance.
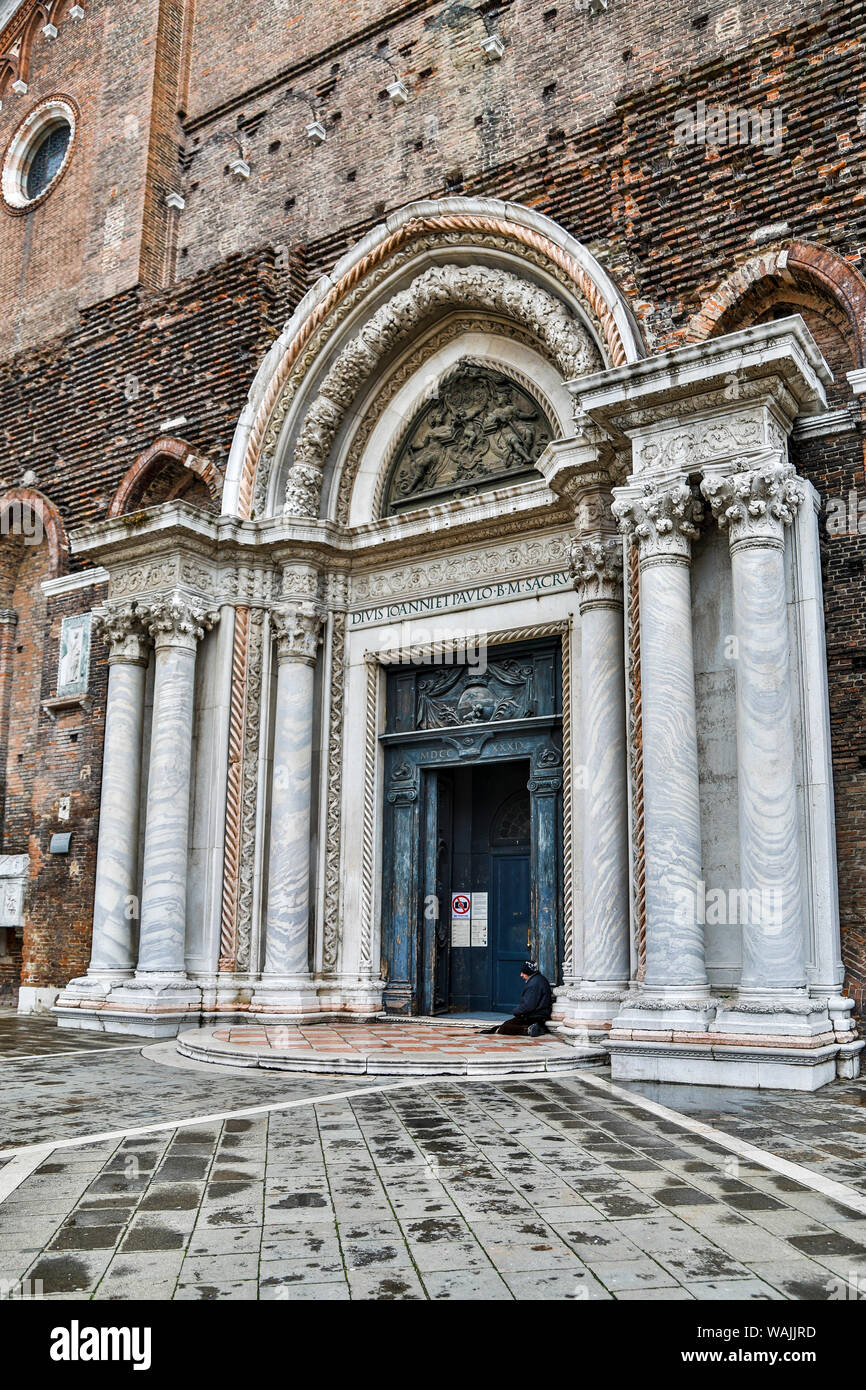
[471,891,488,947]
[451,891,471,947]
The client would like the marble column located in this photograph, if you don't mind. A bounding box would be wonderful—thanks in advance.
[567,537,630,1033]
[54,604,150,1008]
[88,606,149,978]
[612,479,714,1030]
[702,458,819,1033]
[254,598,323,1012]
[134,596,218,980]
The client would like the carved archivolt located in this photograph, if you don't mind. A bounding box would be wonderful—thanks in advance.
[335,316,549,527]
[283,264,601,519]
[239,213,635,521]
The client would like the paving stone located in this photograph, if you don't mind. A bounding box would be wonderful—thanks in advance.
[259,1279,350,1301]
[614,1286,695,1300]
[421,1268,513,1300]
[175,1279,259,1300]
[347,1269,427,1300]
[690,1278,786,1300]
[180,1252,260,1283]
[503,1269,612,1300]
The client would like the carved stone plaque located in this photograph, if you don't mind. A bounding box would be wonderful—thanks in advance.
[384,364,553,515]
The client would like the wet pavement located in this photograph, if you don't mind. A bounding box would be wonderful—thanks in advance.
[1,1014,865,1301]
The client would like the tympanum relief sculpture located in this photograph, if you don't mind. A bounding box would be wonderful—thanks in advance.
[384,365,553,515]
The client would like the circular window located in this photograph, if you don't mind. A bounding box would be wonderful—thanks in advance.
[2,98,77,212]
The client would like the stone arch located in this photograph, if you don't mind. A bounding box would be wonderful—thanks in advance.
[283,262,601,519]
[107,437,223,517]
[223,197,645,520]
[684,243,866,386]
[0,488,68,593]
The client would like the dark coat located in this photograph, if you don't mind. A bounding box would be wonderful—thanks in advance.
[514,970,553,1021]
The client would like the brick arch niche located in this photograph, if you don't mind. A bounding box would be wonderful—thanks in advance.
[107,437,223,518]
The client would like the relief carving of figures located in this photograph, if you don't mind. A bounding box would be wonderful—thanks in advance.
[284,263,600,518]
[384,365,553,513]
[416,658,535,730]
[700,457,805,546]
[612,480,704,562]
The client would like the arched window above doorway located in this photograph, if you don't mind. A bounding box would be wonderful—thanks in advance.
[491,788,531,847]
[382,363,554,517]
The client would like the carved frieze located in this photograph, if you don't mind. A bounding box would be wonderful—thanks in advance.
[351,533,572,605]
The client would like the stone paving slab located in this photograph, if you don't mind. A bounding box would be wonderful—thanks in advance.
[1,1017,866,1301]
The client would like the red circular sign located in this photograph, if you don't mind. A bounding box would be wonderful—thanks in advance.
[451,894,471,916]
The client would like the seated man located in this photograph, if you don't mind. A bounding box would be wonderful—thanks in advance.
[484,960,553,1037]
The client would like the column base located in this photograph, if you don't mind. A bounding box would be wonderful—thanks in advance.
[713,990,832,1040]
[250,974,323,1018]
[608,1036,857,1091]
[558,982,629,1041]
[55,972,203,1038]
[610,985,717,1035]
[55,969,135,1007]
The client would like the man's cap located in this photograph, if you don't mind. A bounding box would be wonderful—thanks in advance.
[522,960,538,975]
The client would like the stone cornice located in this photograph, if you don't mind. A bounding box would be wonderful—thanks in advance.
[572,317,830,450]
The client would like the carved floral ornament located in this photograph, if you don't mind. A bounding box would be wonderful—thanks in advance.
[700,458,805,546]
[93,597,219,657]
[570,536,624,608]
[271,602,324,665]
[612,480,704,562]
[283,263,601,519]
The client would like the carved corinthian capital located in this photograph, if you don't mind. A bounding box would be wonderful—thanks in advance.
[570,537,624,610]
[271,602,324,665]
[700,458,805,550]
[93,603,150,665]
[612,480,703,564]
[142,595,220,650]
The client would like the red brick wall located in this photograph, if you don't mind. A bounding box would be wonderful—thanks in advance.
[20,582,108,990]
[0,0,165,354]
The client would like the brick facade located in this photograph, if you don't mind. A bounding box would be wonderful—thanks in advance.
[0,0,863,1008]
